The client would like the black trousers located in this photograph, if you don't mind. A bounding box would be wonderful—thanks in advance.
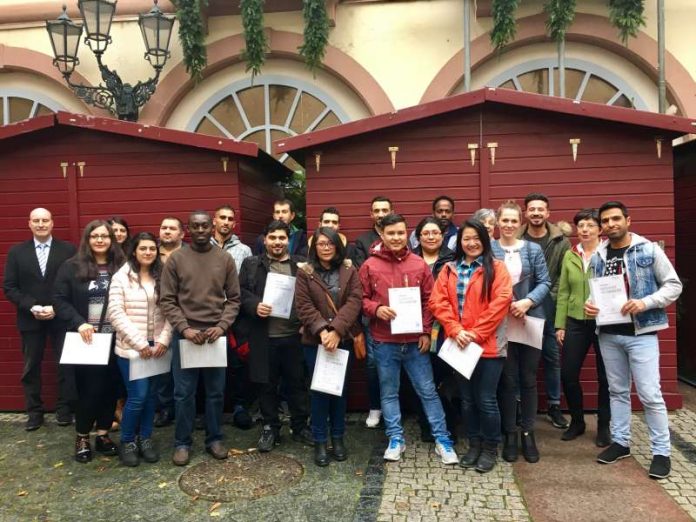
[561,317,610,425]
[20,324,76,415]
[500,342,542,433]
[74,353,119,434]
[257,335,309,433]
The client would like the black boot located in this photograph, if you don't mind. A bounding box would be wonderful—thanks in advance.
[595,421,611,448]
[314,442,330,467]
[561,415,586,441]
[521,431,539,463]
[459,438,482,468]
[502,431,518,462]
[331,438,347,461]
[475,443,498,473]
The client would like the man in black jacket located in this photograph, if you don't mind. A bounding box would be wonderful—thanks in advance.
[3,208,76,431]
[352,196,393,268]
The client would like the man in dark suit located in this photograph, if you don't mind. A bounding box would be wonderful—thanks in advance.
[3,208,77,431]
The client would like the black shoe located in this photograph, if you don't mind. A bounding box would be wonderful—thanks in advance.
[120,441,140,467]
[56,411,73,427]
[153,410,174,428]
[502,432,518,463]
[561,419,586,441]
[459,439,482,468]
[521,431,539,463]
[314,442,330,467]
[291,426,314,446]
[75,435,92,463]
[138,437,159,463]
[232,407,253,430]
[25,413,44,432]
[546,405,569,429]
[331,437,347,461]
[95,434,118,456]
[475,445,497,473]
[595,423,611,448]
[597,442,630,464]
[258,426,279,452]
[648,455,671,479]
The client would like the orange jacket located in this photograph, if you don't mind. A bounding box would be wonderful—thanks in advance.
[429,259,512,358]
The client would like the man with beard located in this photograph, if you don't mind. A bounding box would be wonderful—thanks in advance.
[253,199,307,257]
[409,196,458,251]
[211,205,252,272]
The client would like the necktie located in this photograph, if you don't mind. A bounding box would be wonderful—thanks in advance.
[37,244,48,277]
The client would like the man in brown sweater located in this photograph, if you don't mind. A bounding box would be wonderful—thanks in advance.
[160,211,241,466]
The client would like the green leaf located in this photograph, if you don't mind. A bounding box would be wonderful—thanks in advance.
[240,0,268,78]
[608,0,646,44]
[544,0,576,43]
[298,0,330,74]
[173,0,208,82]
[490,0,521,51]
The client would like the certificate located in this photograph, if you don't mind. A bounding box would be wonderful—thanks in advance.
[262,272,297,319]
[588,275,632,326]
[437,338,483,380]
[179,337,227,369]
[129,349,173,381]
[388,287,423,335]
[310,345,349,397]
[507,315,545,350]
[60,332,112,365]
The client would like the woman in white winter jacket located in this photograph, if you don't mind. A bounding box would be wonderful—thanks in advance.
[108,232,171,466]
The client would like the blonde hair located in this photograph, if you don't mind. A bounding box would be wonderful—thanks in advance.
[496,200,522,220]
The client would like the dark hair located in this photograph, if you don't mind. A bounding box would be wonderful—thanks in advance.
[273,198,295,213]
[264,219,290,237]
[189,210,211,222]
[573,208,600,226]
[598,201,629,219]
[380,213,406,229]
[215,204,236,215]
[454,220,495,302]
[524,193,549,208]
[160,216,183,231]
[415,216,445,240]
[128,232,163,300]
[371,195,392,208]
[308,227,346,270]
[320,207,340,221]
[73,220,126,282]
[432,195,455,212]
[107,216,130,238]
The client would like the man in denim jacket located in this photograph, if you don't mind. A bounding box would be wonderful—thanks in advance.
[585,201,682,480]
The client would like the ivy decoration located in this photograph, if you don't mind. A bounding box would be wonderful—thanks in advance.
[173,0,208,83]
[490,0,521,51]
[544,0,576,43]
[299,0,330,74]
[608,0,646,44]
[240,0,267,78]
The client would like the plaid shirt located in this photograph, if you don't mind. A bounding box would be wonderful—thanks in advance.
[456,257,482,316]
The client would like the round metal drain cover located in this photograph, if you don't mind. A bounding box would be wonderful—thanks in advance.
[179,452,304,502]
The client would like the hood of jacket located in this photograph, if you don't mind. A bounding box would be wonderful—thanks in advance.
[370,241,411,262]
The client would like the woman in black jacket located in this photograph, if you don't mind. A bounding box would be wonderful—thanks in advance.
[54,220,125,463]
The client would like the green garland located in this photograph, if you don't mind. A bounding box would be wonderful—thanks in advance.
[544,0,576,43]
[490,0,520,51]
[173,0,208,82]
[299,0,330,73]
[240,0,267,78]
[608,0,646,44]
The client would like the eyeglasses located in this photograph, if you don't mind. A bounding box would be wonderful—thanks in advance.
[316,241,335,249]
[420,231,442,238]
[89,234,110,240]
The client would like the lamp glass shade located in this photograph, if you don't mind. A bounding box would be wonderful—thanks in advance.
[138,3,175,68]
[46,12,84,75]
[78,0,116,52]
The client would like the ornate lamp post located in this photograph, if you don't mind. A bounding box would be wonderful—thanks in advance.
[46,0,175,121]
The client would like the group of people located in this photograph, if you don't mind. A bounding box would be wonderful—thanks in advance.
[3,192,681,480]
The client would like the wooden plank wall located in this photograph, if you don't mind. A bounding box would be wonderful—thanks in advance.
[237,159,283,248]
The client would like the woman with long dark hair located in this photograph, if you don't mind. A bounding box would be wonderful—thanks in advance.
[108,232,172,466]
[430,220,512,473]
[54,220,125,463]
[295,227,362,467]
[108,216,131,256]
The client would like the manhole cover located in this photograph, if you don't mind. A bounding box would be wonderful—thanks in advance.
[178,452,304,502]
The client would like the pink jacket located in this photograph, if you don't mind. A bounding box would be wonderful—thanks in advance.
[108,264,172,359]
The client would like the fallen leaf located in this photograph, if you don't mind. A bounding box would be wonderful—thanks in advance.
[209,502,222,513]
[53,462,64,468]
[16,440,26,444]
[209,513,220,518]
[431,502,441,510]
[96,466,106,473]
[216,476,225,483]
[158,482,168,489]
[192,495,200,501]
[354,469,364,476]
[247,448,258,453]
[17,490,28,497]
[229,448,245,456]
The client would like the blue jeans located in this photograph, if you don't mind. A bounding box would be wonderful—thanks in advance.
[461,357,505,446]
[365,324,381,410]
[171,332,226,449]
[373,340,450,441]
[542,296,561,404]
[304,344,351,442]
[154,336,176,415]
[117,356,157,443]
[599,333,670,456]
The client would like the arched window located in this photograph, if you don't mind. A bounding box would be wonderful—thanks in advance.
[188,76,349,172]
[487,58,648,110]
[0,90,62,125]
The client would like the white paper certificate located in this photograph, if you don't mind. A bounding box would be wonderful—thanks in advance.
[388,287,423,334]
[129,349,173,381]
[507,315,545,350]
[310,345,349,396]
[262,272,297,319]
[588,275,632,326]
[179,337,227,369]
[60,332,112,365]
[437,338,484,380]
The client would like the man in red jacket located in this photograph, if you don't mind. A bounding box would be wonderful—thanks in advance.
[359,214,458,464]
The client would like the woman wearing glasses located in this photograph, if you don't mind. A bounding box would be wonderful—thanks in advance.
[54,220,125,463]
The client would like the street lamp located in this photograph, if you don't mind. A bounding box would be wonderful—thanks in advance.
[46,0,175,121]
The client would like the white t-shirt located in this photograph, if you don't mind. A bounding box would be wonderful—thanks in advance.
[501,240,524,286]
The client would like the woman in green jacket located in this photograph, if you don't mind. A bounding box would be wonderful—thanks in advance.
[555,209,610,447]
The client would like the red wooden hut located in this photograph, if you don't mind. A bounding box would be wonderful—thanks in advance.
[276,87,696,411]
[0,112,290,411]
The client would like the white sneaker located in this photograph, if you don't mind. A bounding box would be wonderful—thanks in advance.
[383,437,406,461]
[435,438,459,465]
[365,409,382,429]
